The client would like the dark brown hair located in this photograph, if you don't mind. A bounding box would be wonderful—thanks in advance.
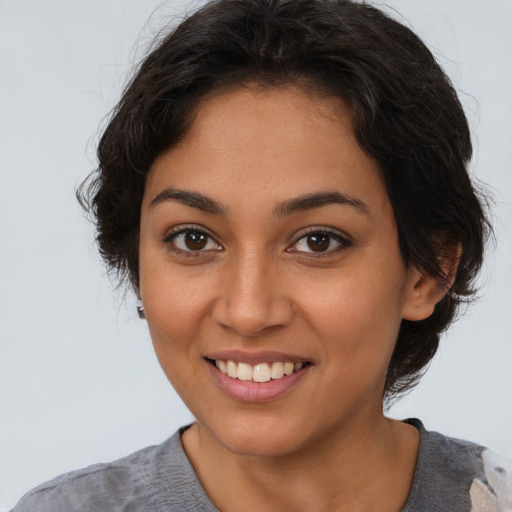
[78,0,491,398]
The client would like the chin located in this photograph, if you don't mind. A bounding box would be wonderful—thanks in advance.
[199,413,317,459]
[221,431,302,458]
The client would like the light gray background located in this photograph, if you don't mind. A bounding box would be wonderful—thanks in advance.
[1,0,511,509]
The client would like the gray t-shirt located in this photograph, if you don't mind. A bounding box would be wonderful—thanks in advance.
[11,419,512,511]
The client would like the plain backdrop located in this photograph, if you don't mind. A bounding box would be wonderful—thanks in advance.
[1,0,511,509]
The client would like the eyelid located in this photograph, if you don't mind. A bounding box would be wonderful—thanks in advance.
[287,226,352,254]
[161,224,351,257]
[163,223,216,241]
[162,224,223,254]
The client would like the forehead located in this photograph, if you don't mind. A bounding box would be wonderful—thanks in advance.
[144,86,389,217]
[185,85,354,158]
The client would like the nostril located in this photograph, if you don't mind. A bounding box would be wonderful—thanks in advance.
[211,296,294,336]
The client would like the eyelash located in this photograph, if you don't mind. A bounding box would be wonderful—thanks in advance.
[162,225,352,258]
[162,225,221,258]
[288,227,352,256]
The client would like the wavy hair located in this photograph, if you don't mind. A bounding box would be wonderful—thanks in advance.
[78,0,491,398]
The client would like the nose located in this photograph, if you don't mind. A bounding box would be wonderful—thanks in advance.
[211,250,294,337]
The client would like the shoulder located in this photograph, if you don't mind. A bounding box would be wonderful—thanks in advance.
[11,427,218,512]
[403,418,512,512]
[11,441,160,512]
[470,448,512,512]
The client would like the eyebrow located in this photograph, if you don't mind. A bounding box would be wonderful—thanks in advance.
[149,188,227,216]
[273,190,369,217]
[149,188,368,217]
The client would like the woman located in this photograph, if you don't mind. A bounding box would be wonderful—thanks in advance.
[11,0,511,510]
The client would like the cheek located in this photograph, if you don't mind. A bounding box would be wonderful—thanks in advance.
[139,254,206,366]
[140,243,213,330]
[297,265,406,356]
[142,275,210,400]
[144,279,210,347]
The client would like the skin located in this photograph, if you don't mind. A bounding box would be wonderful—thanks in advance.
[139,86,449,511]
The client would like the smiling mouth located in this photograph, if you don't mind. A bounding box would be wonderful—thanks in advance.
[205,358,311,383]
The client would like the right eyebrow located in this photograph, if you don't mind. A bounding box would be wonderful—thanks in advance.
[148,188,227,217]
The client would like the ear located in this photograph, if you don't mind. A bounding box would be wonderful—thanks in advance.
[401,245,461,321]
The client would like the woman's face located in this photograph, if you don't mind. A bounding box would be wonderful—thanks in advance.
[139,86,421,457]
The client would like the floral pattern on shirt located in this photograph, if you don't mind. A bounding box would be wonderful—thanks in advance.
[470,449,512,512]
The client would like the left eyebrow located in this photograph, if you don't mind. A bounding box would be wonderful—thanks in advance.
[274,191,369,217]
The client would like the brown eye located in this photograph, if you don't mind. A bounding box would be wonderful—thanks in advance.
[307,233,331,252]
[184,230,208,250]
[165,227,222,254]
[288,229,352,255]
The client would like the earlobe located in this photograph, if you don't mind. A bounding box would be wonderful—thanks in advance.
[133,286,146,319]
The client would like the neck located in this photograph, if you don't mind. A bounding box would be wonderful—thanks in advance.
[182,413,419,512]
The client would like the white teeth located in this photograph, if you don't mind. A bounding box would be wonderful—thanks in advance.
[214,359,305,382]
[237,362,253,381]
[216,360,227,374]
[253,363,271,383]
[283,362,294,375]
[270,361,284,379]
[226,360,238,378]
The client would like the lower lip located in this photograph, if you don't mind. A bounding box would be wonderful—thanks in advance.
[207,362,311,402]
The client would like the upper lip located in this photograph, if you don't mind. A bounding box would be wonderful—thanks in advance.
[204,350,312,365]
